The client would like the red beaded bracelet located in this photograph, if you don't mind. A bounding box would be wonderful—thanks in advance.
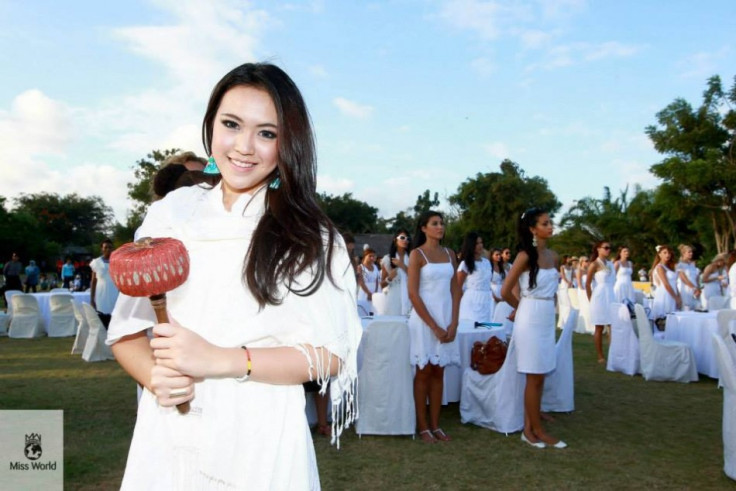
[234,346,252,382]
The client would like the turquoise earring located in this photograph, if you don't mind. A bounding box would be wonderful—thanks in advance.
[203,157,220,175]
[269,176,281,190]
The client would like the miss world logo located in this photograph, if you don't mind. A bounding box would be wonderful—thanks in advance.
[24,433,42,461]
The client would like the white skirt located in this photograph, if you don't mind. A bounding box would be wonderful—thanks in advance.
[513,297,556,374]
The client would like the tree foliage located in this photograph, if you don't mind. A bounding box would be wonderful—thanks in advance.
[125,148,181,233]
[317,192,379,234]
[449,160,561,249]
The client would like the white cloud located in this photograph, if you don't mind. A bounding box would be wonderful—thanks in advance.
[470,56,496,77]
[308,64,329,78]
[677,46,731,79]
[0,90,74,157]
[317,175,354,195]
[526,41,642,71]
[517,28,555,49]
[615,158,659,192]
[333,97,374,119]
[483,141,510,159]
[437,0,531,40]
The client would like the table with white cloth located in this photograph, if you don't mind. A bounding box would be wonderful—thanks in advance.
[32,291,90,331]
[665,311,721,379]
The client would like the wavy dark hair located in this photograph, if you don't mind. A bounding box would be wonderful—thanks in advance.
[590,240,610,263]
[388,229,412,269]
[491,248,506,279]
[517,207,547,290]
[414,210,443,248]
[201,62,337,307]
[614,245,629,262]
[460,232,481,274]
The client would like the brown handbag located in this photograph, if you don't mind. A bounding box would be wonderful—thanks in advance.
[470,336,508,375]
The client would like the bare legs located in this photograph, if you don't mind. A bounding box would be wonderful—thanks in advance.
[314,389,330,436]
[594,325,606,363]
[414,363,447,442]
[524,373,560,445]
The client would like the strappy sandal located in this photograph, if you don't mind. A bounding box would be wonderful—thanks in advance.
[418,429,437,443]
[431,428,451,442]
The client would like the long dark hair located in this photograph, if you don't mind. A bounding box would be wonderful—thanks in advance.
[491,248,506,279]
[388,229,412,269]
[517,207,547,290]
[202,62,336,307]
[414,210,443,248]
[590,240,609,263]
[460,232,481,274]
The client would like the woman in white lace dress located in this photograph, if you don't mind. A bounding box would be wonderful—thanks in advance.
[701,253,728,309]
[502,207,566,449]
[357,247,381,303]
[489,248,507,312]
[586,241,615,364]
[613,246,636,303]
[456,232,492,322]
[676,244,701,310]
[649,245,681,321]
[380,230,411,315]
[408,211,460,443]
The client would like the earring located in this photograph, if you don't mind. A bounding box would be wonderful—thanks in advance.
[269,176,281,190]
[203,157,220,175]
[532,234,538,247]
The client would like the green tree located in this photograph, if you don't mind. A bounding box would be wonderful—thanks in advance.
[645,74,736,253]
[449,160,561,249]
[413,189,440,216]
[317,192,379,234]
[126,148,181,233]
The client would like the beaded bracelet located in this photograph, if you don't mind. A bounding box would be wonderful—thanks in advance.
[234,346,252,382]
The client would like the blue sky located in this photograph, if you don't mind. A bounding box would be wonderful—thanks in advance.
[1,0,734,224]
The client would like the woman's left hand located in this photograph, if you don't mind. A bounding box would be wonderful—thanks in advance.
[443,322,458,343]
[151,318,220,379]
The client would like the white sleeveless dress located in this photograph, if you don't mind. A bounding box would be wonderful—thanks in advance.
[676,261,700,309]
[380,253,410,315]
[514,268,559,374]
[589,260,615,325]
[649,264,678,319]
[357,264,381,301]
[458,258,492,322]
[408,248,460,369]
[613,262,636,303]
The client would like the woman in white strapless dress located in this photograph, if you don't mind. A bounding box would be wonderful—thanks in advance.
[676,244,701,310]
[649,245,681,320]
[380,230,411,315]
[613,246,636,303]
[586,241,615,364]
[408,211,460,443]
[502,207,567,449]
[357,247,381,303]
[489,248,507,319]
[701,253,728,309]
[456,232,492,322]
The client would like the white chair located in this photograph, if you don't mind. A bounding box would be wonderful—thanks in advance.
[356,300,374,317]
[4,289,22,317]
[716,310,736,368]
[542,309,578,413]
[730,296,736,310]
[606,303,641,376]
[81,303,114,362]
[556,286,571,328]
[70,302,89,354]
[708,295,729,311]
[492,301,514,338]
[8,294,45,338]
[0,311,9,336]
[371,292,388,315]
[47,293,77,337]
[460,336,525,434]
[577,289,595,334]
[50,288,69,293]
[712,334,736,480]
[633,304,698,382]
[356,320,415,436]
[634,290,645,305]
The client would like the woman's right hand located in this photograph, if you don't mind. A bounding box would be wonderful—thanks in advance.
[150,364,195,407]
[432,325,448,341]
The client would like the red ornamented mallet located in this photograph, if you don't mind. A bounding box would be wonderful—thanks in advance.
[110,237,191,413]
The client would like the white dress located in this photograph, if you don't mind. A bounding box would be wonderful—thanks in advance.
[489,268,505,318]
[408,248,460,369]
[514,268,559,374]
[89,256,120,314]
[730,263,736,298]
[357,264,380,301]
[458,258,492,322]
[107,184,362,491]
[380,253,410,315]
[589,260,615,325]
[701,269,724,308]
[676,261,700,309]
[613,261,636,303]
[649,264,678,320]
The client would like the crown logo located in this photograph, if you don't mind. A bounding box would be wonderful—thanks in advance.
[25,433,41,445]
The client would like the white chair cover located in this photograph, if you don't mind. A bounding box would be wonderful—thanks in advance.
[708,295,728,311]
[606,303,641,376]
[81,303,114,362]
[356,320,415,436]
[47,293,77,337]
[4,290,22,317]
[634,290,645,305]
[542,309,578,413]
[716,310,736,381]
[712,334,736,480]
[8,294,45,338]
[730,297,736,310]
[557,286,572,328]
[491,301,514,338]
[0,311,9,336]
[50,288,70,293]
[371,292,388,315]
[633,304,698,382]
[460,336,525,434]
[70,301,89,354]
[576,289,595,334]
[356,300,374,317]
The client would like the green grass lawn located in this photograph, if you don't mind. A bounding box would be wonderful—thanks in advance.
[1,334,732,490]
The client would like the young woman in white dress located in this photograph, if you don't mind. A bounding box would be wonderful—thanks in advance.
[502,207,566,449]
[408,211,460,443]
[357,247,381,303]
[701,253,728,309]
[108,63,361,490]
[648,245,681,320]
[676,244,701,310]
[728,251,736,299]
[613,246,636,303]
[456,232,492,322]
[380,230,411,315]
[501,247,513,273]
[489,248,507,308]
[559,255,574,289]
[576,256,589,292]
[586,241,616,364]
